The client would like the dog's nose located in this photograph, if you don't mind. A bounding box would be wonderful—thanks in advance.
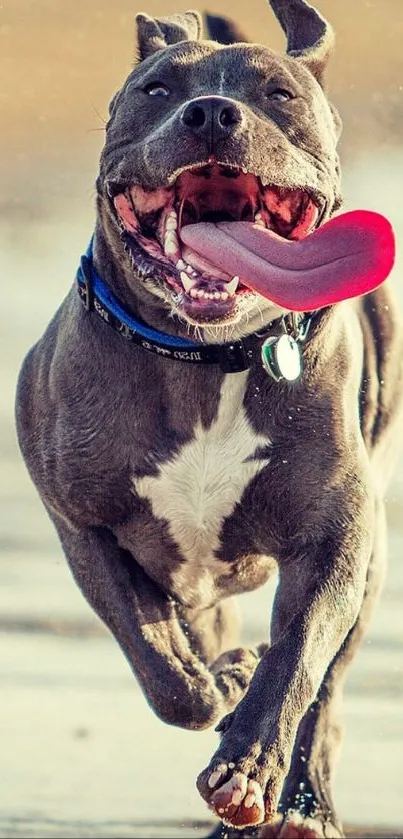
[181,96,243,145]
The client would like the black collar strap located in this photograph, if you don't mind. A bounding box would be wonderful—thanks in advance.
[76,239,312,374]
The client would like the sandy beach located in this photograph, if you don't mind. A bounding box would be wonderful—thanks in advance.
[1,0,403,835]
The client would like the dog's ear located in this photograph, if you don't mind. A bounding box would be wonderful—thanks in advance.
[205,12,249,44]
[269,0,334,86]
[136,11,202,60]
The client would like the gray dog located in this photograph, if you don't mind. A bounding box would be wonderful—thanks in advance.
[16,1,403,836]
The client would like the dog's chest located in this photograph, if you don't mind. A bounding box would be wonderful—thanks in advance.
[132,373,270,566]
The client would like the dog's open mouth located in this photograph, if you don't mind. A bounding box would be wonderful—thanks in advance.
[112,164,395,320]
[112,163,320,322]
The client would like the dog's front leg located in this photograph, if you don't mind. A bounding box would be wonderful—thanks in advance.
[49,511,259,731]
[197,504,373,829]
[260,498,387,839]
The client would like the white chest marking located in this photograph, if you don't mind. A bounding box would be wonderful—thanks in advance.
[132,373,271,566]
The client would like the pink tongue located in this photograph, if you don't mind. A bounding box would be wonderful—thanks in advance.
[180,210,395,311]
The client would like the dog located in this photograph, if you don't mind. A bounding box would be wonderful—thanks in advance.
[16,1,403,836]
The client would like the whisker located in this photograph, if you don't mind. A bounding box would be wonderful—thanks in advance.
[90,102,108,126]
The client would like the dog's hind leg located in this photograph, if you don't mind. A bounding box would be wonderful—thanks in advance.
[49,511,260,731]
[260,499,387,839]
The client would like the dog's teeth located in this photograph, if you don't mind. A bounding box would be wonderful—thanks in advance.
[165,240,179,256]
[226,276,239,295]
[189,287,230,302]
[164,229,180,258]
[176,258,186,270]
[186,264,194,274]
[180,271,196,293]
[255,212,266,228]
[165,211,178,231]
[180,272,200,295]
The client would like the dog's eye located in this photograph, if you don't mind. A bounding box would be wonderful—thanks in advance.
[144,83,170,97]
[266,89,293,102]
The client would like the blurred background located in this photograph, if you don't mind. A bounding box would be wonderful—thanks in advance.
[0,0,402,836]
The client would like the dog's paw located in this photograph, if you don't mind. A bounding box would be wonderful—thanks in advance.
[199,764,265,828]
[197,715,284,828]
[259,811,343,838]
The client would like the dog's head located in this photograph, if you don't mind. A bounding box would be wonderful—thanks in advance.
[97,0,342,336]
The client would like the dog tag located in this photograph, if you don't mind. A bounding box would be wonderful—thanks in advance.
[261,334,302,382]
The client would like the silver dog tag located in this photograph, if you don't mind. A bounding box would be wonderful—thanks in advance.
[261,334,302,382]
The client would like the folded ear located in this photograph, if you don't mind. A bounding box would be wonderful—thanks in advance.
[136,11,202,60]
[205,12,249,44]
[268,0,334,86]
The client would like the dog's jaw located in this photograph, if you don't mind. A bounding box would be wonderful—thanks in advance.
[107,162,323,333]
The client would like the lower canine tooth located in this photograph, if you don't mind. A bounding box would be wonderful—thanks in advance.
[180,271,195,293]
[226,276,239,295]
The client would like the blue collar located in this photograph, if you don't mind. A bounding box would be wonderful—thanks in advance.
[76,238,314,376]
[75,238,282,373]
[77,240,201,350]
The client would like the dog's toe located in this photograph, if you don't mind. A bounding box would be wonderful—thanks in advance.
[199,766,265,828]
